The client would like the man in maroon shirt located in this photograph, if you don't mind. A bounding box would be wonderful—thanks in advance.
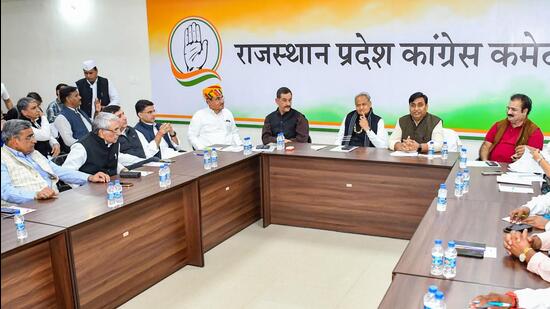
[479,94,544,163]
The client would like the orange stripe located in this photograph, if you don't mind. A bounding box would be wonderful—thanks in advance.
[156,114,192,119]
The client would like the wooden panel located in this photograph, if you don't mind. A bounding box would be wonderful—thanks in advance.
[393,198,548,289]
[379,274,509,309]
[267,156,450,239]
[70,186,194,308]
[1,241,58,308]
[200,157,261,251]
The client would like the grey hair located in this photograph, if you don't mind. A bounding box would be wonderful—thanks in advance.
[354,92,372,104]
[16,97,38,113]
[92,112,119,133]
[1,119,32,143]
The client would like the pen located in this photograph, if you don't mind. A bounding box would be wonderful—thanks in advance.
[486,301,511,307]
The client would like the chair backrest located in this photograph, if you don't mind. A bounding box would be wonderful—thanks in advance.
[443,128,462,152]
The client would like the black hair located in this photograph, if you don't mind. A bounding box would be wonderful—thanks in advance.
[510,94,532,115]
[26,92,42,103]
[135,99,154,115]
[56,83,68,93]
[102,105,121,114]
[276,87,292,99]
[59,86,78,104]
[408,92,428,105]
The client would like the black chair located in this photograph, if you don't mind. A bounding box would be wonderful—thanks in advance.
[50,154,71,192]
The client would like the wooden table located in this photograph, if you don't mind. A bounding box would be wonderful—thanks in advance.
[21,173,203,308]
[393,198,548,289]
[262,144,458,239]
[1,218,74,308]
[379,274,509,309]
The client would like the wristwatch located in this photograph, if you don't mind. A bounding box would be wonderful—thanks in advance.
[518,247,533,263]
[417,145,422,153]
[169,132,177,137]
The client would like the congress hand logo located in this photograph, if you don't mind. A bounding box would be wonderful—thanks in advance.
[169,17,222,87]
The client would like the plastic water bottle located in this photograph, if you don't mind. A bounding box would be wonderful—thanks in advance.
[462,168,470,193]
[433,291,446,309]
[114,179,124,207]
[107,181,117,208]
[436,184,447,212]
[441,141,448,160]
[14,209,28,240]
[276,132,285,150]
[454,172,463,197]
[211,147,218,168]
[443,241,457,279]
[159,164,168,187]
[430,239,444,276]
[203,150,212,170]
[165,163,171,186]
[243,136,252,155]
[428,141,435,159]
[423,285,438,309]
[459,147,467,169]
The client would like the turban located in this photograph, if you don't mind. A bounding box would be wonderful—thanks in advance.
[203,85,223,100]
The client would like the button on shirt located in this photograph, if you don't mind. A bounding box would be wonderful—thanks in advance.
[188,108,242,150]
[1,146,89,204]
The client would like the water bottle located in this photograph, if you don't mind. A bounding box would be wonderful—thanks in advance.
[276,132,285,150]
[211,147,218,168]
[423,285,438,309]
[165,164,171,186]
[107,181,117,208]
[459,147,467,169]
[433,291,446,309]
[454,172,463,197]
[436,184,447,212]
[430,239,444,276]
[243,136,252,155]
[203,150,212,170]
[441,141,448,160]
[428,141,435,159]
[443,241,457,279]
[114,179,124,207]
[14,209,28,240]
[159,164,168,187]
[462,168,470,194]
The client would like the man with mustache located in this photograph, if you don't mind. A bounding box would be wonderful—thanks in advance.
[389,92,444,153]
[479,94,543,163]
[261,87,310,145]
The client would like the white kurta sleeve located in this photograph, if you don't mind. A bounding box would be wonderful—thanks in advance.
[62,143,87,171]
[54,114,78,146]
[188,112,206,150]
[366,119,389,149]
[334,119,346,145]
[431,120,444,152]
[388,121,402,150]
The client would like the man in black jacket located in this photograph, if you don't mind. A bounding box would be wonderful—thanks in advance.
[75,59,120,118]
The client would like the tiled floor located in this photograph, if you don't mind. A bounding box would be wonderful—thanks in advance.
[120,221,408,309]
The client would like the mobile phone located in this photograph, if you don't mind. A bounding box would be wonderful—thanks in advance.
[481,171,502,176]
[256,145,269,150]
[1,207,18,215]
[486,161,499,167]
[503,223,533,233]
[160,159,175,163]
[119,182,134,188]
[341,145,354,150]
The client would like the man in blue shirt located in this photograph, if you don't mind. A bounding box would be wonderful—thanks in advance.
[1,119,109,205]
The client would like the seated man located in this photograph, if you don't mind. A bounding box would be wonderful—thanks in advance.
[470,288,550,309]
[261,87,310,145]
[504,229,550,282]
[188,85,242,150]
[1,120,108,206]
[46,83,68,123]
[102,105,159,166]
[17,97,60,157]
[62,112,125,176]
[335,92,388,148]
[54,86,92,147]
[134,99,184,158]
[479,94,543,163]
[388,92,443,153]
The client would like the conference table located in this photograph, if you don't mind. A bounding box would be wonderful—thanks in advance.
[1,143,546,308]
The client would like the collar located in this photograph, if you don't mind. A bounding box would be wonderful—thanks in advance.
[140,120,155,127]
[86,78,98,86]
[4,145,28,158]
[208,108,224,115]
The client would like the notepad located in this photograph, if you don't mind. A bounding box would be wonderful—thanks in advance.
[498,184,534,194]
[496,175,533,186]
[390,151,418,157]
[310,145,327,151]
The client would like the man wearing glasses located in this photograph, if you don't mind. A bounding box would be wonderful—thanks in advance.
[62,112,125,176]
[479,94,544,163]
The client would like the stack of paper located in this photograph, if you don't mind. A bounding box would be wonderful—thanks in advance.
[498,184,534,194]
[509,149,543,173]
[496,174,533,186]
[390,151,418,157]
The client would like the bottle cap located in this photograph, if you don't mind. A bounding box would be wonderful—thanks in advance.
[457,172,462,176]
[435,239,442,245]
[435,291,444,300]
[204,150,208,154]
[212,147,216,151]
[448,240,456,248]
[14,209,21,215]
[464,168,469,173]
[443,141,448,144]
[440,183,446,189]
[428,285,438,293]
[115,179,120,183]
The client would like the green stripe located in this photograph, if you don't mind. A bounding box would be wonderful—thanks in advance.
[177,74,218,87]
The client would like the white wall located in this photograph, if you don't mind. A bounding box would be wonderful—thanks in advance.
[1,0,484,157]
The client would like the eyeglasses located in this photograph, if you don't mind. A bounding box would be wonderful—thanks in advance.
[104,128,122,134]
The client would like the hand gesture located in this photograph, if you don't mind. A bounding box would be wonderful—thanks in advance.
[358,115,370,131]
[184,22,208,71]
[51,144,61,157]
[95,98,102,113]
[509,206,530,223]
[36,187,57,200]
[88,172,110,183]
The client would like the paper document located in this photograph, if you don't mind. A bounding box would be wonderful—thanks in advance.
[220,145,244,152]
[310,145,328,151]
[502,215,539,223]
[509,149,544,173]
[498,184,534,194]
[496,175,533,186]
[329,146,357,152]
[144,162,165,167]
[504,172,545,182]
[390,151,418,157]
[4,206,35,215]
[467,161,501,167]
[484,247,497,258]
[418,154,442,158]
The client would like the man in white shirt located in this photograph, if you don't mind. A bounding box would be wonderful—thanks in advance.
[334,92,388,148]
[53,86,92,147]
[388,92,444,153]
[134,99,184,158]
[470,288,550,309]
[1,82,14,114]
[188,85,242,150]
[75,60,120,119]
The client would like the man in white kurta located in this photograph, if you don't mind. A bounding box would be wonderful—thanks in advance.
[188,85,242,150]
